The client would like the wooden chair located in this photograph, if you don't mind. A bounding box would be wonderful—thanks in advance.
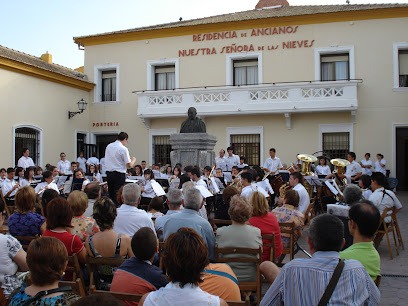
[14,235,38,251]
[391,207,404,250]
[304,199,315,225]
[86,256,125,291]
[277,222,295,265]
[374,274,381,287]
[215,246,262,305]
[90,285,143,302]
[0,287,7,306]
[158,241,166,270]
[66,254,87,294]
[376,207,399,259]
[1,193,14,218]
[0,225,8,234]
[226,300,250,306]
[261,233,276,263]
[59,278,87,297]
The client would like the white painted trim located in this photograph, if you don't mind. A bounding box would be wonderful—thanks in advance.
[393,42,408,89]
[226,126,264,164]
[314,46,355,81]
[149,128,177,166]
[318,123,354,153]
[392,123,408,177]
[13,124,43,167]
[226,52,263,86]
[146,58,180,90]
[94,63,120,103]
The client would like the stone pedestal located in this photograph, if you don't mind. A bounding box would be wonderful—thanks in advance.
[170,133,216,169]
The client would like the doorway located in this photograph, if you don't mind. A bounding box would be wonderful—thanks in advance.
[396,127,408,191]
[96,134,117,158]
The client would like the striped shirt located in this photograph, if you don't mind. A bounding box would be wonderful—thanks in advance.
[260,251,380,306]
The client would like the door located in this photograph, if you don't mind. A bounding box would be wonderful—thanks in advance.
[396,127,408,191]
[96,134,118,158]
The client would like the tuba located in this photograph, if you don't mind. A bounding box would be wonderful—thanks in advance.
[297,154,317,176]
[330,158,350,186]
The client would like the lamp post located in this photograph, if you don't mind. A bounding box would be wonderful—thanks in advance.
[68,99,88,119]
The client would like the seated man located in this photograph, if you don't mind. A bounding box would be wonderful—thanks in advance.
[155,188,182,241]
[288,172,309,214]
[340,200,381,281]
[83,182,101,217]
[261,214,380,306]
[110,227,168,302]
[1,168,19,201]
[163,188,215,260]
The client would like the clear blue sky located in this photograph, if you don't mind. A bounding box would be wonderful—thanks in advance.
[1,0,407,68]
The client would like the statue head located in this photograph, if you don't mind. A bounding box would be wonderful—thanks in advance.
[187,107,197,120]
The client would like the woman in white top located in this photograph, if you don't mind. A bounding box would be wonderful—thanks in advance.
[140,169,156,207]
[315,157,331,176]
[20,166,36,188]
[77,151,87,172]
[87,164,101,183]
[360,152,373,176]
[374,153,386,175]
[358,175,373,199]
[139,228,227,306]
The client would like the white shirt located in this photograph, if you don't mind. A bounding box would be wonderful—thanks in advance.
[345,160,362,178]
[113,204,156,236]
[57,160,71,174]
[77,157,87,172]
[240,183,269,200]
[362,189,373,200]
[142,180,156,198]
[194,178,207,188]
[315,165,331,176]
[374,159,386,175]
[293,183,310,214]
[369,187,402,223]
[214,156,227,171]
[105,140,131,173]
[1,178,18,197]
[87,157,100,166]
[360,159,373,176]
[263,157,283,173]
[225,154,240,171]
[84,199,96,218]
[100,157,106,175]
[34,182,59,194]
[17,156,35,170]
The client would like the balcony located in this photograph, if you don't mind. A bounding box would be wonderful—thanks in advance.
[137,80,360,128]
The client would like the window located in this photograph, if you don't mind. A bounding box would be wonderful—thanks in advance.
[398,50,408,87]
[94,64,120,103]
[314,46,355,81]
[320,54,349,81]
[233,59,258,86]
[155,65,175,90]
[230,134,260,166]
[76,133,86,157]
[14,127,40,166]
[102,70,116,101]
[153,135,172,165]
[322,132,350,159]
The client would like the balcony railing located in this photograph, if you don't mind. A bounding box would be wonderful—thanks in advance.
[137,80,360,119]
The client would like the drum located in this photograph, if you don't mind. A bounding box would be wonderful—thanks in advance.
[269,174,283,194]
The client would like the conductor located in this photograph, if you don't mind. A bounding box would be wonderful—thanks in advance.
[180,107,206,133]
[105,132,136,205]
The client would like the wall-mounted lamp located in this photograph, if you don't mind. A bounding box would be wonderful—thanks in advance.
[68,99,87,119]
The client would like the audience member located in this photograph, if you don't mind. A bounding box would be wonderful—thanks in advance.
[216,195,262,282]
[359,174,372,199]
[40,189,59,218]
[8,237,80,305]
[260,214,380,306]
[155,188,182,240]
[139,228,227,306]
[8,186,45,236]
[113,184,155,236]
[67,190,99,242]
[340,200,381,280]
[181,181,208,220]
[288,172,309,214]
[110,227,168,304]
[83,182,101,217]
[214,186,239,220]
[147,196,165,218]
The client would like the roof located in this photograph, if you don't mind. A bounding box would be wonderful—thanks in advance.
[74,4,408,42]
[0,44,90,82]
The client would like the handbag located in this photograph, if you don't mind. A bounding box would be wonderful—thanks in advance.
[317,259,345,306]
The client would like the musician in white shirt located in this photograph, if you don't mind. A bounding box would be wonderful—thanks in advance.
[374,153,386,175]
[263,148,283,174]
[315,157,331,176]
[289,172,310,215]
[240,172,268,200]
[77,151,87,172]
[140,169,156,206]
[57,152,71,175]
[214,149,227,171]
[360,153,373,176]
[225,146,240,171]
[0,168,6,183]
[345,152,363,182]
[87,153,100,169]
[17,148,35,170]
[34,171,59,195]
[1,168,19,198]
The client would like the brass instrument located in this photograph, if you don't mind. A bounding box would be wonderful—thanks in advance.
[279,182,292,199]
[330,158,350,186]
[262,170,271,181]
[297,154,317,176]
[287,163,298,174]
[230,170,244,191]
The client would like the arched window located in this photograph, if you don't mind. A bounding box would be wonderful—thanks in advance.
[14,127,41,166]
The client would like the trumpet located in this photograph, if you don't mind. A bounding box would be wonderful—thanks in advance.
[262,171,271,181]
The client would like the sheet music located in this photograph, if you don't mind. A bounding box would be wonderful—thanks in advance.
[223,173,232,183]
[151,179,166,196]
[304,176,322,186]
[56,176,68,187]
[325,179,339,195]
[125,179,139,183]
[195,185,213,198]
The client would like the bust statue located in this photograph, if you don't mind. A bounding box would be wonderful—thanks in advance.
[180,107,206,133]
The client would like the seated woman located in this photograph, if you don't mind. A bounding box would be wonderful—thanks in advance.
[84,197,134,290]
[8,237,80,305]
[134,164,143,177]
[249,191,283,261]
[20,166,36,188]
[214,186,239,220]
[67,190,99,242]
[139,228,227,306]
[272,190,305,248]
[359,174,372,200]
[147,196,164,219]
[8,186,45,237]
[0,233,28,297]
[86,164,101,183]
[42,198,86,265]
[72,169,90,192]
[216,195,262,282]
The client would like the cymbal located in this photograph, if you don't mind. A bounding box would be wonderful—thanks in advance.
[297,154,318,163]
[330,158,350,167]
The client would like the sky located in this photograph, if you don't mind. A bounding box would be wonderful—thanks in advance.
[1,0,408,68]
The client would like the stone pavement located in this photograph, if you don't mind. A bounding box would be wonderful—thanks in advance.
[262,191,408,305]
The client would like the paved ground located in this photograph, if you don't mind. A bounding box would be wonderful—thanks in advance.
[262,191,408,305]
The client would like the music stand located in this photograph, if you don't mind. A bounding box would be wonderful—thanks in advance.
[304,176,322,187]
[155,178,170,189]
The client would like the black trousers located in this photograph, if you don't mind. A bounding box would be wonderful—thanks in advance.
[107,171,126,206]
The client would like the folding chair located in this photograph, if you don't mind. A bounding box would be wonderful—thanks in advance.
[14,235,38,251]
[376,207,399,259]
[261,233,276,263]
[391,207,404,250]
[226,300,250,306]
[374,274,382,287]
[0,287,7,306]
[1,193,14,218]
[277,222,295,266]
[86,256,125,292]
[66,254,87,294]
[59,278,86,297]
[215,246,262,305]
[90,285,143,303]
